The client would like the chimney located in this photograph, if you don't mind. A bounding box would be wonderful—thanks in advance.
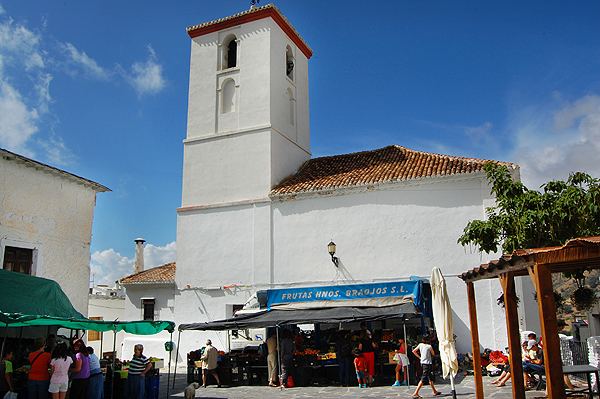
[134,238,146,273]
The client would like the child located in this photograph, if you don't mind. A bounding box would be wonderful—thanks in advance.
[412,336,441,398]
[48,341,73,399]
[392,337,409,386]
[0,347,14,399]
[353,349,367,388]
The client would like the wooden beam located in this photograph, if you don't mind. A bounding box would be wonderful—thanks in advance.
[467,282,484,399]
[499,272,526,399]
[533,263,565,399]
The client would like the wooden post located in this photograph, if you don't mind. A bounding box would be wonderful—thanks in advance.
[499,272,526,399]
[532,263,565,399]
[467,282,484,399]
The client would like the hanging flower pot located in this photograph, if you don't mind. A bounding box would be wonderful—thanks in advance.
[570,286,597,312]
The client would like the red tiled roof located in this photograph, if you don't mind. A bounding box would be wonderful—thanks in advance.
[270,145,517,196]
[120,262,175,285]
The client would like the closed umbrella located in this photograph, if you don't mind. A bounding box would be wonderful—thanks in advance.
[431,267,459,399]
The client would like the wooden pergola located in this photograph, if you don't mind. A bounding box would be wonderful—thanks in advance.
[460,236,600,399]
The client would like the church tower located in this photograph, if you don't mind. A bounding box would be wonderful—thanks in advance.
[181,5,313,207]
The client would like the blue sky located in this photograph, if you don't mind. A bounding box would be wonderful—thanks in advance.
[1,1,599,285]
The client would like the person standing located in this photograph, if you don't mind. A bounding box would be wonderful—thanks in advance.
[335,332,353,387]
[279,329,294,389]
[86,347,104,399]
[412,336,441,398]
[28,337,52,399]
[353,349,367,388]
[266,331,279,387]
[48,342,72,399]
[0,347,15,399]
[124,344,151,399]
[201,340,221,388]
[392,337,409,386]
[358,331,377,387]
[69,339,90,399]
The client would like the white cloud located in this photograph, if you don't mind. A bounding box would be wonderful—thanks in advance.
[464,121,493,145]
[125,45,166,96]
[511,94,600,189]
[60,42,110,81]
[90,241,176,286]
[0,79,39,155]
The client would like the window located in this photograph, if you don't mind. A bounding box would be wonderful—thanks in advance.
[88,317,102,341]
[3,246,33,274]
[222,35,238,70]
[286,46,294,80]
[142,299,155,321]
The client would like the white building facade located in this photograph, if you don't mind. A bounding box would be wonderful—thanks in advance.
[0,148,109,316]
[142,5,539,361]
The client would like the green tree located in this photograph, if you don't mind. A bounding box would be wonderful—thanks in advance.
[458,162,600,254]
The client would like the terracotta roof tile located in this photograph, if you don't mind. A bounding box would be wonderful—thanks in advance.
[270,145,517,195]
[120,262,175,285]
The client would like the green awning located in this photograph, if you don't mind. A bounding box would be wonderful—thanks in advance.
[0,269,174,334]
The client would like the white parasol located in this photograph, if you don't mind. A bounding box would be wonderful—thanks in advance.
[431,267,459,398]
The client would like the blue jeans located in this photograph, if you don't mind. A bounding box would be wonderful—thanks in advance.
[523,362,544,374]
[338,358,351,386]
[27,379,49,399]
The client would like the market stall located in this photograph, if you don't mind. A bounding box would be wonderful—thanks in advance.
[0,269,175,399]
[178,279,432,387]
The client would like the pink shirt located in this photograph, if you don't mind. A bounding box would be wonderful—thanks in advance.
[50,357,73,384]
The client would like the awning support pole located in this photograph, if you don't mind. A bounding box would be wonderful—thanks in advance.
[111,325,117,399]
[499,273,526,399]
[1,324,8,361]
[173,330,181,389]
[167,331,173,399]
[277,327,282,386]
[466,282,483,399]
[403,319,409,388]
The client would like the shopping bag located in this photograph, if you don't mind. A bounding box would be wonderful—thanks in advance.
[393,353,400,362]
[286,375,294,388]
[4,392,18,399]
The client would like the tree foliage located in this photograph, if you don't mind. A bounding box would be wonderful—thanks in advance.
[458,162,600,254]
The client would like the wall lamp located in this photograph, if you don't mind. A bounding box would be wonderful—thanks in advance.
[327,241,339,267]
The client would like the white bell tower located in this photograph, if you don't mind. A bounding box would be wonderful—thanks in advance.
[181,5,312,208]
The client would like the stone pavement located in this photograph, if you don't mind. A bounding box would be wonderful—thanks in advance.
[158,367,562,399]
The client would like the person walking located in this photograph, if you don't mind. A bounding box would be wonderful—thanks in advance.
[201,340,221,388]
[412,336,441,398]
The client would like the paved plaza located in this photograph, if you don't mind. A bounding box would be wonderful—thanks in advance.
[158,367,566,399]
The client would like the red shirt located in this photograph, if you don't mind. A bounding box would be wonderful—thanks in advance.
[354,356,367,371]
[28,351,51,381]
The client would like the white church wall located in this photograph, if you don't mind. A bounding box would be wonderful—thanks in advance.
[269,175,507,351]
[181,130,272,206]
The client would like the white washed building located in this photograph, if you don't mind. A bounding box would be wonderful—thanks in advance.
[132,5,540,361]
[0,148,109,317]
